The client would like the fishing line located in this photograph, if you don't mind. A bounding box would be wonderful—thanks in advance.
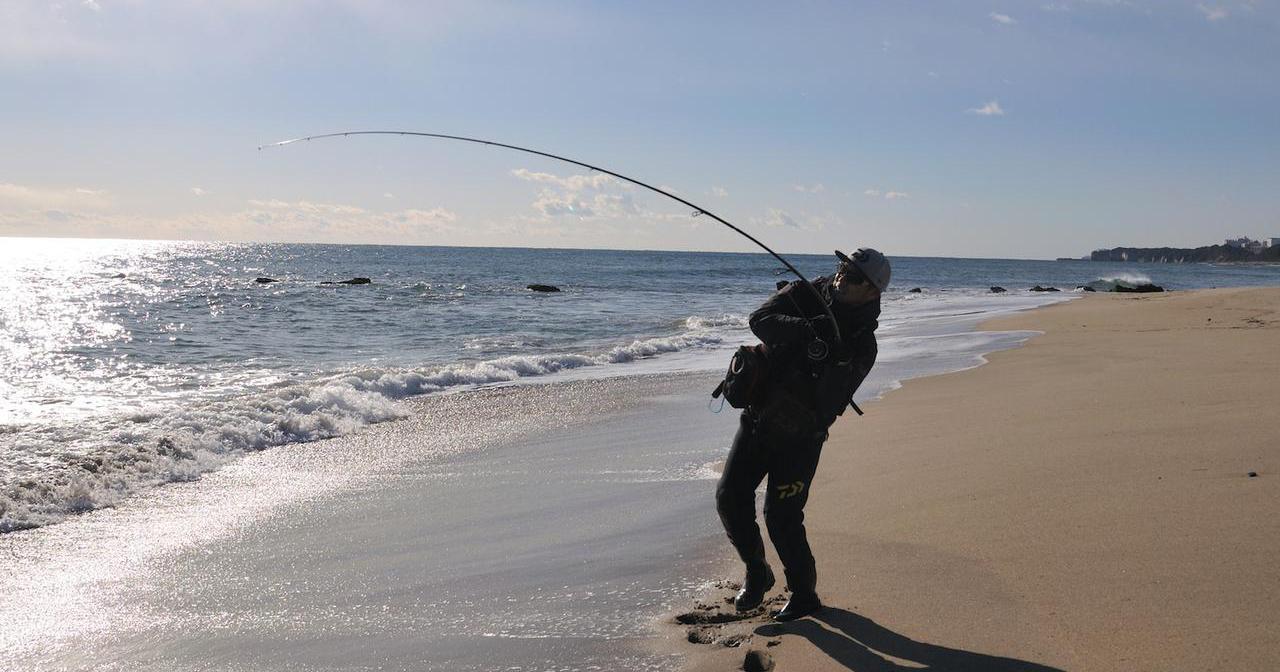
[259,130,842,346]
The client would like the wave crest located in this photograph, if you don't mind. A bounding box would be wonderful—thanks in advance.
[1088,272,1154,291]
[1,327,731,533]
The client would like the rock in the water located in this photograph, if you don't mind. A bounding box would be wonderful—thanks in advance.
[111,272,127,279]
[908,287,922,293]
[527,284,561,293]
[743,649,775,672]
[990,286,1007,293]
[1248,471,1259,478]
[1113,283,1164,293]
[1030,285,1061,292]
[321,277,372,285]
[255,277,278,284]
[1077,285,1097,292]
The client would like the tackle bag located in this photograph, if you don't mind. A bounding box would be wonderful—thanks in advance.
[711,344,771,409]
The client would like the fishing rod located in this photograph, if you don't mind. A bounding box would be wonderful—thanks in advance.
[258,130,842,349]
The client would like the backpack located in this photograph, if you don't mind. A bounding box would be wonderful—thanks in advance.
[710,344,771,409]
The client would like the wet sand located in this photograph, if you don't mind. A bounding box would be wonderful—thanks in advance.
[1,374,739,672]
[671,287,1280,672]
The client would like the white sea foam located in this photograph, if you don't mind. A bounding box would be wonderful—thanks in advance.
[1087,272,1154,291]
[0,294,1066,533]
[0,317,739,532]
[683,313,748,330]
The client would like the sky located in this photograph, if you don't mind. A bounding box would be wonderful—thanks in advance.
[1,0,1277,259]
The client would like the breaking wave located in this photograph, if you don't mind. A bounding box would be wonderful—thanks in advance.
[1087,272,1154,291]
[0,320,735,533]
[682,313,748,330]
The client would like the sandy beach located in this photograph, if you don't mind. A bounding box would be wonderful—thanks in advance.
[673,287,1280,672]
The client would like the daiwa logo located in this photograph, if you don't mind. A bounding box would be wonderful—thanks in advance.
[776,481,805,499]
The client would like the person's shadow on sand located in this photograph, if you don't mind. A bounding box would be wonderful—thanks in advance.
[755,607,1067,672]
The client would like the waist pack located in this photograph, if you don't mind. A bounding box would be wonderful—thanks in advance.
[711,344,770,409]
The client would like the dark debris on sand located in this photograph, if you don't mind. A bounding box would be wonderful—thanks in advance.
[743,649,776,671]
[687,627,719,644]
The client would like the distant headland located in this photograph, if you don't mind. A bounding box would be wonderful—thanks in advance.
[1081,236,1280,263]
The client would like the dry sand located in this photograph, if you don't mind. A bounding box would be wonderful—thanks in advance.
[670,287,1279,672]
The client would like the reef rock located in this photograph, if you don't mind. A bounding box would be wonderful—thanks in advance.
[1113,283,1164,293]
[527,284,561,293]
[990,286,1007,293]
[1030,285,1061,292]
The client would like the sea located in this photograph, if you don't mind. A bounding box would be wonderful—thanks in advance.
[2,238,1278,670]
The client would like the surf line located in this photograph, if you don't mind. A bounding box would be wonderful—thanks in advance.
[258,129,843,346]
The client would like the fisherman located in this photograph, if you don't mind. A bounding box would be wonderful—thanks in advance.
[716,248,889,621]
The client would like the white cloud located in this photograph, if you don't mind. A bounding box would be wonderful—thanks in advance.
[246,198,291,209]
[1042,1,1137,11]
[864,188,910,200]
[511,167,650,221]
[990,12,1016,24]
[245,199,366,217]
[761,208,803,229]
[82,0,102,12]
[711,186,729,197]
[967,100,1006,116]
[1,197,461,245]
[190,187,207,196]
[511,168,616,191]
[383,192,395,199]
[0,182,113,211]
[1197,4,1228,20]
[793,183,825,194]
[531,191,639,219]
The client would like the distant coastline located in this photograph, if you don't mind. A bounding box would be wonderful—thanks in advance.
[1086,243,1280,263]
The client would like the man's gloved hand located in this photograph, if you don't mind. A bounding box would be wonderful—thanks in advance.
[809,314,838,343]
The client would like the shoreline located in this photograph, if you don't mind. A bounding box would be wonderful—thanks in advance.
[0,370,741,671]
[7,287,1277,669]
[664,287,1280,671]
[0,287,1066,670]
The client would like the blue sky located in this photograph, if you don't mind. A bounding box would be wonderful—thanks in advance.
[1,1,1276,258]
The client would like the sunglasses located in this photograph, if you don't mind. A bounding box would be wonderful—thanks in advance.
[835,262,870,287]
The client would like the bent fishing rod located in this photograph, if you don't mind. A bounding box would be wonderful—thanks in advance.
[258,130,842,349]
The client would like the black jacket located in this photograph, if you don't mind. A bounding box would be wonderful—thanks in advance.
[748,276,879,430]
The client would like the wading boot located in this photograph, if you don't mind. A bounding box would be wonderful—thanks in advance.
[733,564,775,612]
[773,591,822,622]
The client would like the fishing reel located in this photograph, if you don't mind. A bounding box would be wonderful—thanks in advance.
[806,338,830,362]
